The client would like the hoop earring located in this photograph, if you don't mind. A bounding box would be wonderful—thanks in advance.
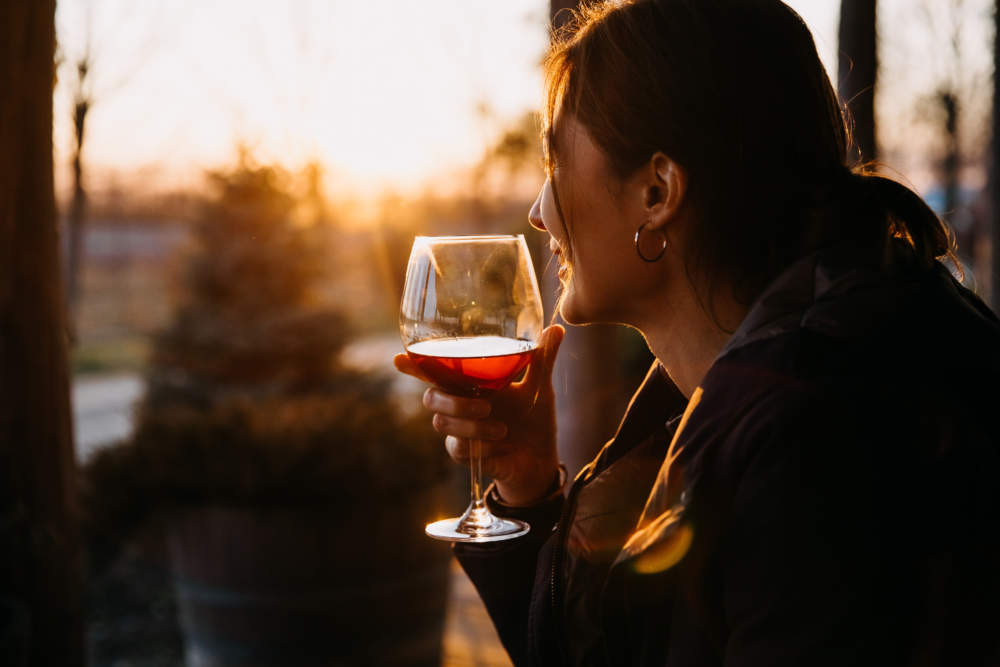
[634,221,668,262]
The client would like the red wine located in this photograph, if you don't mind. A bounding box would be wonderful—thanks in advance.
[406,336,535,396]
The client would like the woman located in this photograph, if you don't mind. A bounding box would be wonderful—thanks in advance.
[396,1,1000,664]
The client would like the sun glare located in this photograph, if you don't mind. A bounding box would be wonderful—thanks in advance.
[54,0,548,197]
[54,0,973,200]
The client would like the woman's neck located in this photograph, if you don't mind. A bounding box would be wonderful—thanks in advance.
[639,287,747,399]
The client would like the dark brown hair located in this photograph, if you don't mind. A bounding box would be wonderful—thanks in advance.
[543,0,957,313]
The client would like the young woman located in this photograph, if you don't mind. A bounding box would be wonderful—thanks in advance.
[396,1,1000,664]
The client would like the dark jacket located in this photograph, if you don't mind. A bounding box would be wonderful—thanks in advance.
[456,240,1000,666]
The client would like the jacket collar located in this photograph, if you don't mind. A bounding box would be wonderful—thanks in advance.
[720,239,999,364]
[719,240,904,358]
[576,362,688,484]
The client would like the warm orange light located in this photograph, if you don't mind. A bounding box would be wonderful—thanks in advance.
[631,521,693,575]
[52,0,549,198]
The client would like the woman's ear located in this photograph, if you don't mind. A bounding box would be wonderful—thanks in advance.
[644,153,687,231]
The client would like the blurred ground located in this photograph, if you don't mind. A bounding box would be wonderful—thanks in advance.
[442,558,511,667]
[73,373,142,457]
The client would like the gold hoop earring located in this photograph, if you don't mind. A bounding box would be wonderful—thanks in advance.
[634,221,667,262]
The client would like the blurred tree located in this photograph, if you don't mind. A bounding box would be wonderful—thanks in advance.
[299,161,331,228]
[0,2,83,666]
[65,41,90,342]
[57,1,165,341]
[110,155,447,514]
[900,0,991,282]
[940,88,961,239]
[839,0,878,163]
[470,110,545,206]
[923,0,970,251]
[145,157,355,406]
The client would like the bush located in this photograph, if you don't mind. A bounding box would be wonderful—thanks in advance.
[81,157,447,547]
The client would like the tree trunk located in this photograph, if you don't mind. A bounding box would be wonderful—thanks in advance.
[546,0,625,478]
[838,0,878,163]
[992,0,1000,308]
[66,96,90,343]
[0,2,83,666]
[940,91,961,234]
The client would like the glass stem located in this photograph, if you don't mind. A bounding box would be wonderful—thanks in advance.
[457,438,494,535]
[469,438,485,508]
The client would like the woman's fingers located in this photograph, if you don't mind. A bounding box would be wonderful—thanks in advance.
[432,413,507,441]
[445,436,467,462]
[422,388,491,418]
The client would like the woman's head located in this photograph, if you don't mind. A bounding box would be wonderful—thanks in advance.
[535,0,954,323]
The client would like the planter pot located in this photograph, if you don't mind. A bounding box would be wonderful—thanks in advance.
[0,597,30,667]
[165,484,453,667]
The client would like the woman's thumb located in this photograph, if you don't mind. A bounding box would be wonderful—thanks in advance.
[523,324,564,388]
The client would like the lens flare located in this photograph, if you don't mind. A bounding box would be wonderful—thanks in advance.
[631,520,693,575]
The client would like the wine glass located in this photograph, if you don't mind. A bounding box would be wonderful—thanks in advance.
[400,235,544,542]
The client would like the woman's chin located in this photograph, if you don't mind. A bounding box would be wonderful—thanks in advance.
[559,283,621,326]
[559,306,583,325]
[557,289,588,326]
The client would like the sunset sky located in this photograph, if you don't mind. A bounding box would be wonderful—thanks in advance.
[52,0,992,199]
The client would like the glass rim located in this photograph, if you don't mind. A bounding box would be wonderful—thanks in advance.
[413,234,525,244]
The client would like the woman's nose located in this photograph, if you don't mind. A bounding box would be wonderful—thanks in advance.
[528,187,546,231]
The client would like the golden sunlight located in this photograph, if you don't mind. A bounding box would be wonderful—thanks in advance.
[53,0,549,196]
[52,0,988,200]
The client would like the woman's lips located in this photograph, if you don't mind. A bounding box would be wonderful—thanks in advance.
[550,241,569,279]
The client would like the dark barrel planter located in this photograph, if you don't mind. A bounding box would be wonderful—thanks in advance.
[165,485,453,667]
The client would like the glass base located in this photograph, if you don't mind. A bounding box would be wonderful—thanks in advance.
[425,515,529,543]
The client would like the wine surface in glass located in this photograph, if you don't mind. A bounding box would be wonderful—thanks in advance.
[406,336,534,396]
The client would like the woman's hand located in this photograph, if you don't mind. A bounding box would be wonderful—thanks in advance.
[394,325,564,506]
